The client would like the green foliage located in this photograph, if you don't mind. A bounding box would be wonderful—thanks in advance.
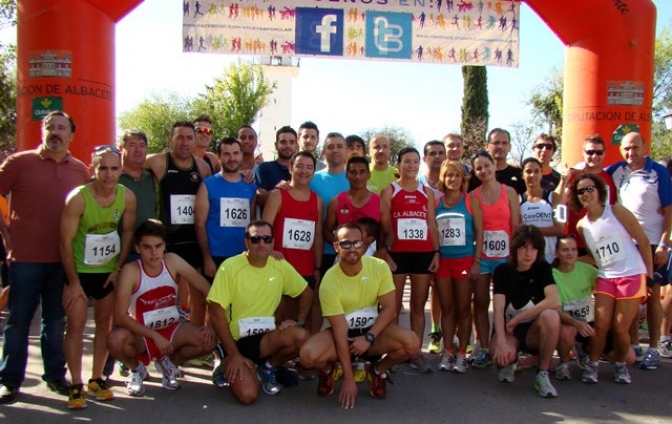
[653,21,672,118]
[460,65,489,156]
[118,93,194,153]
[360,125,415,166]
[192,60,276,139]
[527,67,563,138]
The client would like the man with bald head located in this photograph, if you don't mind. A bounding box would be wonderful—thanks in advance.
[607,132,672,369]
[367,135,397,195]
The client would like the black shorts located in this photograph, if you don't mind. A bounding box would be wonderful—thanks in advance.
[650,245,670,287]
[347,326,382,363]
[204,256,229,284]
[235,333,269,366]
[320,254,337,277]
[303,275,316,290]
[577,326,615,356]
[512,322,534,353]
[390,251,434,275]
[167,242,203,269]
[77,272,114,300]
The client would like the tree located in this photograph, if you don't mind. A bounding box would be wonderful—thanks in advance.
[651,21,672,159]
[527,67,563,138]
[510,120,537,167]
[118,93,194,153]
[360,125,415,166]
[460,65,489,156]
[192,61,276,140]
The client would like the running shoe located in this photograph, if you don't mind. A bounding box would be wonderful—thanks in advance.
[295,362,315,380]
[534,370,558,398]
[333,362,344,381]
[470,349,492,369]
[179,306,191,321]
[188,354,214,368]
[633,344,644,362]
[639,348,660,370]
[317,363,336,397]
[427,331,442,354]
[87,378,114,401]
[581,360,599,384]
[118,361,129,377]
[438,352,455,372]
[256,364,281,395]
[614,363,632,384]
[517,354,539,371]
[212,364,229,388]
[573,342,588,369]
[453,354,468,374]
[497,363,516,383]
[126,362,148,396]
[67,384,87,410]
[555,362,572,381]
[354,362,367,382]
[367,363,387,400]
[46,378,71,396]
[410,354,433,373]
[155,356,181,390]
[657,340,672,358]
[275,365,298,387]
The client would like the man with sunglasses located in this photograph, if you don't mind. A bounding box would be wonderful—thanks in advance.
[193,115,221,175]
[299,223,419,408]
[559,134,618,259]
[207,220,313,404]
[145,121,212,327]
[531,134,560,192]
[0,111,89,404]
[607,132,672,370]
[60,145,137,409]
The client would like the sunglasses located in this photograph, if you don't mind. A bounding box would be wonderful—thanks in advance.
[584,150,604,156]
[534,143,554,151]
[576,185,596,195]
[338,239,363,249]
[248,235,274,244]
[195,126,214,135]
[93,144,121,156]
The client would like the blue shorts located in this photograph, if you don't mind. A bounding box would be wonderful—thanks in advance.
[480,258,507,275]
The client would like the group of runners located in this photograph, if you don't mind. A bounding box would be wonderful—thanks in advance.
[0,110,670,410]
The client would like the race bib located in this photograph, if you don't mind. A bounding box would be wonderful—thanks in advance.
[505,300,535,324]
[397,218,427,241]
[282,218,315,250]
[143,306,179,330]
[220,197,250,227]
[438,217,466,247]
[483,230,509,257]
[563,297,594,323]
[83,232,120,265]
[170,194,195,225]
[593,235,625,267]
[344,306,378,330]
[238,316,276,339]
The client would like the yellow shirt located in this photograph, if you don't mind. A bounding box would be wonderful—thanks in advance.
[367,166,398,194]
[320,256,395,317]
[207,253,307,340]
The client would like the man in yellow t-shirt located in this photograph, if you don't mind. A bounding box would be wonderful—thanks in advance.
[207,220,313,404]
[299,223,419,409]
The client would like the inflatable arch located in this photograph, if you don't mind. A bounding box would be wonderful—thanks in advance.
[16,0,656,166]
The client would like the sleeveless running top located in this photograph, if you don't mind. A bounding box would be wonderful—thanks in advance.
[580,204,646,278]
[73,185,125,273]
[390,181,433,253]
[203,155,215,175]
[159,154,203,246]
[436,193,474,259]
[129,259,180,330]
[272,189,319,276]
[335,191,381,225]
[475,184,511,260]
[520,190,556,263]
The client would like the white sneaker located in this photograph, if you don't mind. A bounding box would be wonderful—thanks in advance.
[535,370,558,398]
[658,340,672,358]
[155,356,180,390]
[453,354,468,374]
[497,362,516,383]
[438,353,455,372]
[126,362,148,396]
[555,362,572,381]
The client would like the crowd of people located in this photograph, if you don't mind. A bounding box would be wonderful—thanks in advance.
[0,110,670,410]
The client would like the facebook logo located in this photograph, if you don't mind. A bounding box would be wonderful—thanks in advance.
[295,8,344,56]
[365,12,412,59]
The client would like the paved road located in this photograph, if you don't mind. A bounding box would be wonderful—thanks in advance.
[1,297,671,423]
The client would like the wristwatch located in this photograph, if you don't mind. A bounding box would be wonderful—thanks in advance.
[364,332,376,344]
[296,319,305,327]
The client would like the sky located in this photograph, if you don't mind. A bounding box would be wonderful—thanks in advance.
[3,1,671,151]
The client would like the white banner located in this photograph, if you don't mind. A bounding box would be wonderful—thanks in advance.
[182,0,520,67]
